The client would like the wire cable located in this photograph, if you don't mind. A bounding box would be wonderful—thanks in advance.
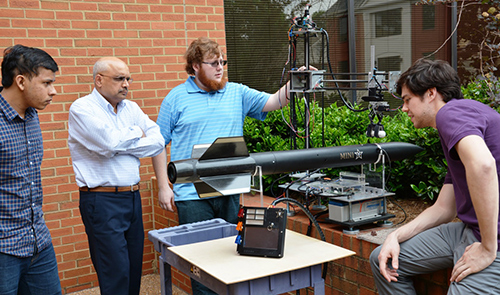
[387,197,407,226]
[270,173,293,199]
[321,28,368,113]
[271,197,328,279]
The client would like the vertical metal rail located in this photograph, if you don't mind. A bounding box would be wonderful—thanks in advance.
[304,32,310,149]
[348,0,357,104]
[451,2,458,70]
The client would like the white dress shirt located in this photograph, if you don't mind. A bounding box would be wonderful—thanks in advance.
[68,88,165,188]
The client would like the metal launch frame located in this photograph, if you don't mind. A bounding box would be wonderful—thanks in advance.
[278,150,395,234]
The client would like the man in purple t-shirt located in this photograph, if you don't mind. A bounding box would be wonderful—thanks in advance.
[370,59,500,294]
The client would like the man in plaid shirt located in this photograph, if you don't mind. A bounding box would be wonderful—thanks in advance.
[0,45,61,294]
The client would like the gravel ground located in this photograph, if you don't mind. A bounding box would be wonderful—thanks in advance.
[68,273,187,295]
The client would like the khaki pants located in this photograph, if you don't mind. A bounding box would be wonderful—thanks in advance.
[370,222,500,295]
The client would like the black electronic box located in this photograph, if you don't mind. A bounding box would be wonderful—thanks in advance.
[235,206,287,258]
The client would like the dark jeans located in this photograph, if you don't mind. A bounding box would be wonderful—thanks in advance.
[175,195,240,295]
[0,244,61,295]
[79,190,144,295]
[176,194,240,225]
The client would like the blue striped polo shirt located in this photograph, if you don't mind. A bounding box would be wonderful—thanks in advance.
[157,76,270,201]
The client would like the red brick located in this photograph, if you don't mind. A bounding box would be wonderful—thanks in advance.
[51,227,74,239]
[44,193,71,204]
[125,4,149,12]
[26,9,54,19]
[43,20,71,29]
[58,30,86,38]
[61,233,88,245]
[45,38,74,47]
[99,21,126,29]
[0,8,23,18]
[74,39,101,47]
[359,285,378,295]
[12,38,44,47]
[70,2,98,11]
[98,3,124,12]
[206,0,223,4]
[113,12,138,21]
[85,12,111,20]
[78,273,98,284]
[41,1,69,10]
[10,0,39,8]
[60,277,78,289]
[150,4,174,13]
[64,265,92,279]
[62,250,91,262]
[55,11,84,20]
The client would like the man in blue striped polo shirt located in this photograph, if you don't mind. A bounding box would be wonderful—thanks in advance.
[153,37,301,295]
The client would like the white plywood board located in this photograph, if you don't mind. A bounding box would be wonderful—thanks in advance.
[168,230,355,284]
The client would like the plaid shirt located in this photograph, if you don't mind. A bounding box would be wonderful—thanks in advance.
[0,92,52,257]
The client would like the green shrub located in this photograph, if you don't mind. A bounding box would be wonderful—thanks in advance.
[244,101,441,199]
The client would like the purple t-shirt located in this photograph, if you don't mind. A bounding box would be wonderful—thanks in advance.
[436,98,500,246]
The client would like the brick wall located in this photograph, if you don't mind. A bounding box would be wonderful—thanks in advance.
[0,0,225,293]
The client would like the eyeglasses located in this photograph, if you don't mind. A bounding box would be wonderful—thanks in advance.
[202,60,227,68]
[99,74,133,84]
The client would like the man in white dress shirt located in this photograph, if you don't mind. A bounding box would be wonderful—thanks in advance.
[68,57,165,295]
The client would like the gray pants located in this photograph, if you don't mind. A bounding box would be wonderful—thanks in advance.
[370,222,500,294]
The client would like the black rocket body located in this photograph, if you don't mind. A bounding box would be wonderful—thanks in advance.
[167,136,423,198]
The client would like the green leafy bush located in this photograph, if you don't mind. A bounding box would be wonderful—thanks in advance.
[462,78,500,111]
[243,101,443,200]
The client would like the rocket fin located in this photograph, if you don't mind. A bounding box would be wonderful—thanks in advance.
[193,182,223,198]
[198,136,249,161]
[195,173,251,198]
[191,143,211,159]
